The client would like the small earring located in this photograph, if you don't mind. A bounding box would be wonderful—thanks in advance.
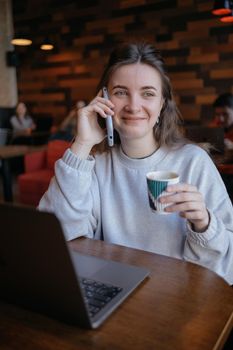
[156,116,160,125]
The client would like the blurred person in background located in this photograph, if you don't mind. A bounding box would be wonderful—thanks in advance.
[10,102,37,172]
[212,93,233,150]
[10,102,36,137]
[50,100,86,141]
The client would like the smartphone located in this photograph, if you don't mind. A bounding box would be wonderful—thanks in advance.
[103,87,114,147]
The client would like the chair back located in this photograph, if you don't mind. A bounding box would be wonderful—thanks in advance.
[46,140,70,170]
[0,128,11,145]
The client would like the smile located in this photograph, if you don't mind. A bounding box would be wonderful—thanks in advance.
[122,117,146,121]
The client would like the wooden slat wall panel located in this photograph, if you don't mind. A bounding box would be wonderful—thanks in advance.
[12,0,233,124]
[120,0,147,9]
[196,94,217,105]
[173,79,204,90]
[23,93,65,102]
[187,53,219,64]
[210,69,233,79]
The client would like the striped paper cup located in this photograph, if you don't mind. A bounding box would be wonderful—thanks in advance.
[146,171,179,214]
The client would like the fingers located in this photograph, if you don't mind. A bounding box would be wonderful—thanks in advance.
[159,182,209,231]
[161,191,203,206]
[90,95,114,108]
[86,102,114,119]
[160,183,202,207]
[166,183,197,193]
[89,96,114,118]
[160,183,206,216]
[165,201,206,214]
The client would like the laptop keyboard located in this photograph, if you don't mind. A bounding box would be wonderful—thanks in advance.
[81,277,122,317]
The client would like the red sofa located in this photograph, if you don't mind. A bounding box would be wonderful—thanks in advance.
[18,140,70,206]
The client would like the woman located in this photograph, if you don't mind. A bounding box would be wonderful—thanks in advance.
[50,100,86,141]
[10,102,36,136]
[39,42,233,284]
[213,93,233,150]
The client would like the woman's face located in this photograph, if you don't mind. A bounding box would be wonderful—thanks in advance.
[16,103,27,117]
[108,63,164,143]
[214,106,233,128]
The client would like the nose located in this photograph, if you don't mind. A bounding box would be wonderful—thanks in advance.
[124,94,141,113]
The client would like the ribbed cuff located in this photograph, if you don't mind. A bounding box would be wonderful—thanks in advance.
[186,210,218,246]
[62,148,95,171]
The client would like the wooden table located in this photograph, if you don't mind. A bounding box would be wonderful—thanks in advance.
[0,237,232,350]
[0,145,46,202]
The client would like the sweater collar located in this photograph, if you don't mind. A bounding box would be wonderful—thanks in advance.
[115,144,169,169]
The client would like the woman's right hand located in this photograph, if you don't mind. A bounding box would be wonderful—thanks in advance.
[71,91,114,157]
[77,93,114,146]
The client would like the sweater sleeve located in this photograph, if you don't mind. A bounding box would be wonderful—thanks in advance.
[38,148,101,241]
[183,149,233,284]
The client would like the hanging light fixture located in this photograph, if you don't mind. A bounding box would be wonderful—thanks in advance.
[212,0,232,15]
[40,38,54,51]
[220,8,233,21]
[212,0,233,21]
[11,33,32,46]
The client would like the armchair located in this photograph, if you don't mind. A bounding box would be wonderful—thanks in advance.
[18,140,70,206]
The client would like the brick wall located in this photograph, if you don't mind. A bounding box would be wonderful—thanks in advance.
[12,0,233,125]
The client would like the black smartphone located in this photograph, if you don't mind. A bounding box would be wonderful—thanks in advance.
[103,87,114,147]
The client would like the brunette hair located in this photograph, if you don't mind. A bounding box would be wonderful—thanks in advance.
[97,41,187,149]
[213,93,233,110]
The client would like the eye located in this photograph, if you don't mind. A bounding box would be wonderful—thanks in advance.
[143,90,155,97]
[114,90,127,96]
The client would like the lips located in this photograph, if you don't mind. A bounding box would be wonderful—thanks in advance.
[122,117,146,121]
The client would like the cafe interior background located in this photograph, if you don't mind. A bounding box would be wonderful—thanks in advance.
[0,0,233,202]
[1,0,232,124]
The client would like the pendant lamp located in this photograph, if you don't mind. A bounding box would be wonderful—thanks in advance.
[40,38,54,51]
[212,0,233,21]
[11,34,32,46]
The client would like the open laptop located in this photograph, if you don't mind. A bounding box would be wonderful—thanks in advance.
[0,203,150,328]
[185,126,225,154]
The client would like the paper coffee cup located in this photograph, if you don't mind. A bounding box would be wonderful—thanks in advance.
[146,171,179,214]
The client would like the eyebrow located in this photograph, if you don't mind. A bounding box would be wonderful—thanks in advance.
[141,86,158,91]
[112,85,158,91]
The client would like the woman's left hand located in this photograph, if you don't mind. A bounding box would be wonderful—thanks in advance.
[160,183,210,233]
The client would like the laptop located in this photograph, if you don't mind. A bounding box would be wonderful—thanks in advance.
[185,126,225,154]
[0,203,150,328]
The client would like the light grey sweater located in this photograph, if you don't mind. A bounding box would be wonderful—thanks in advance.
[39,144,233,284]
[10,115,34,131]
